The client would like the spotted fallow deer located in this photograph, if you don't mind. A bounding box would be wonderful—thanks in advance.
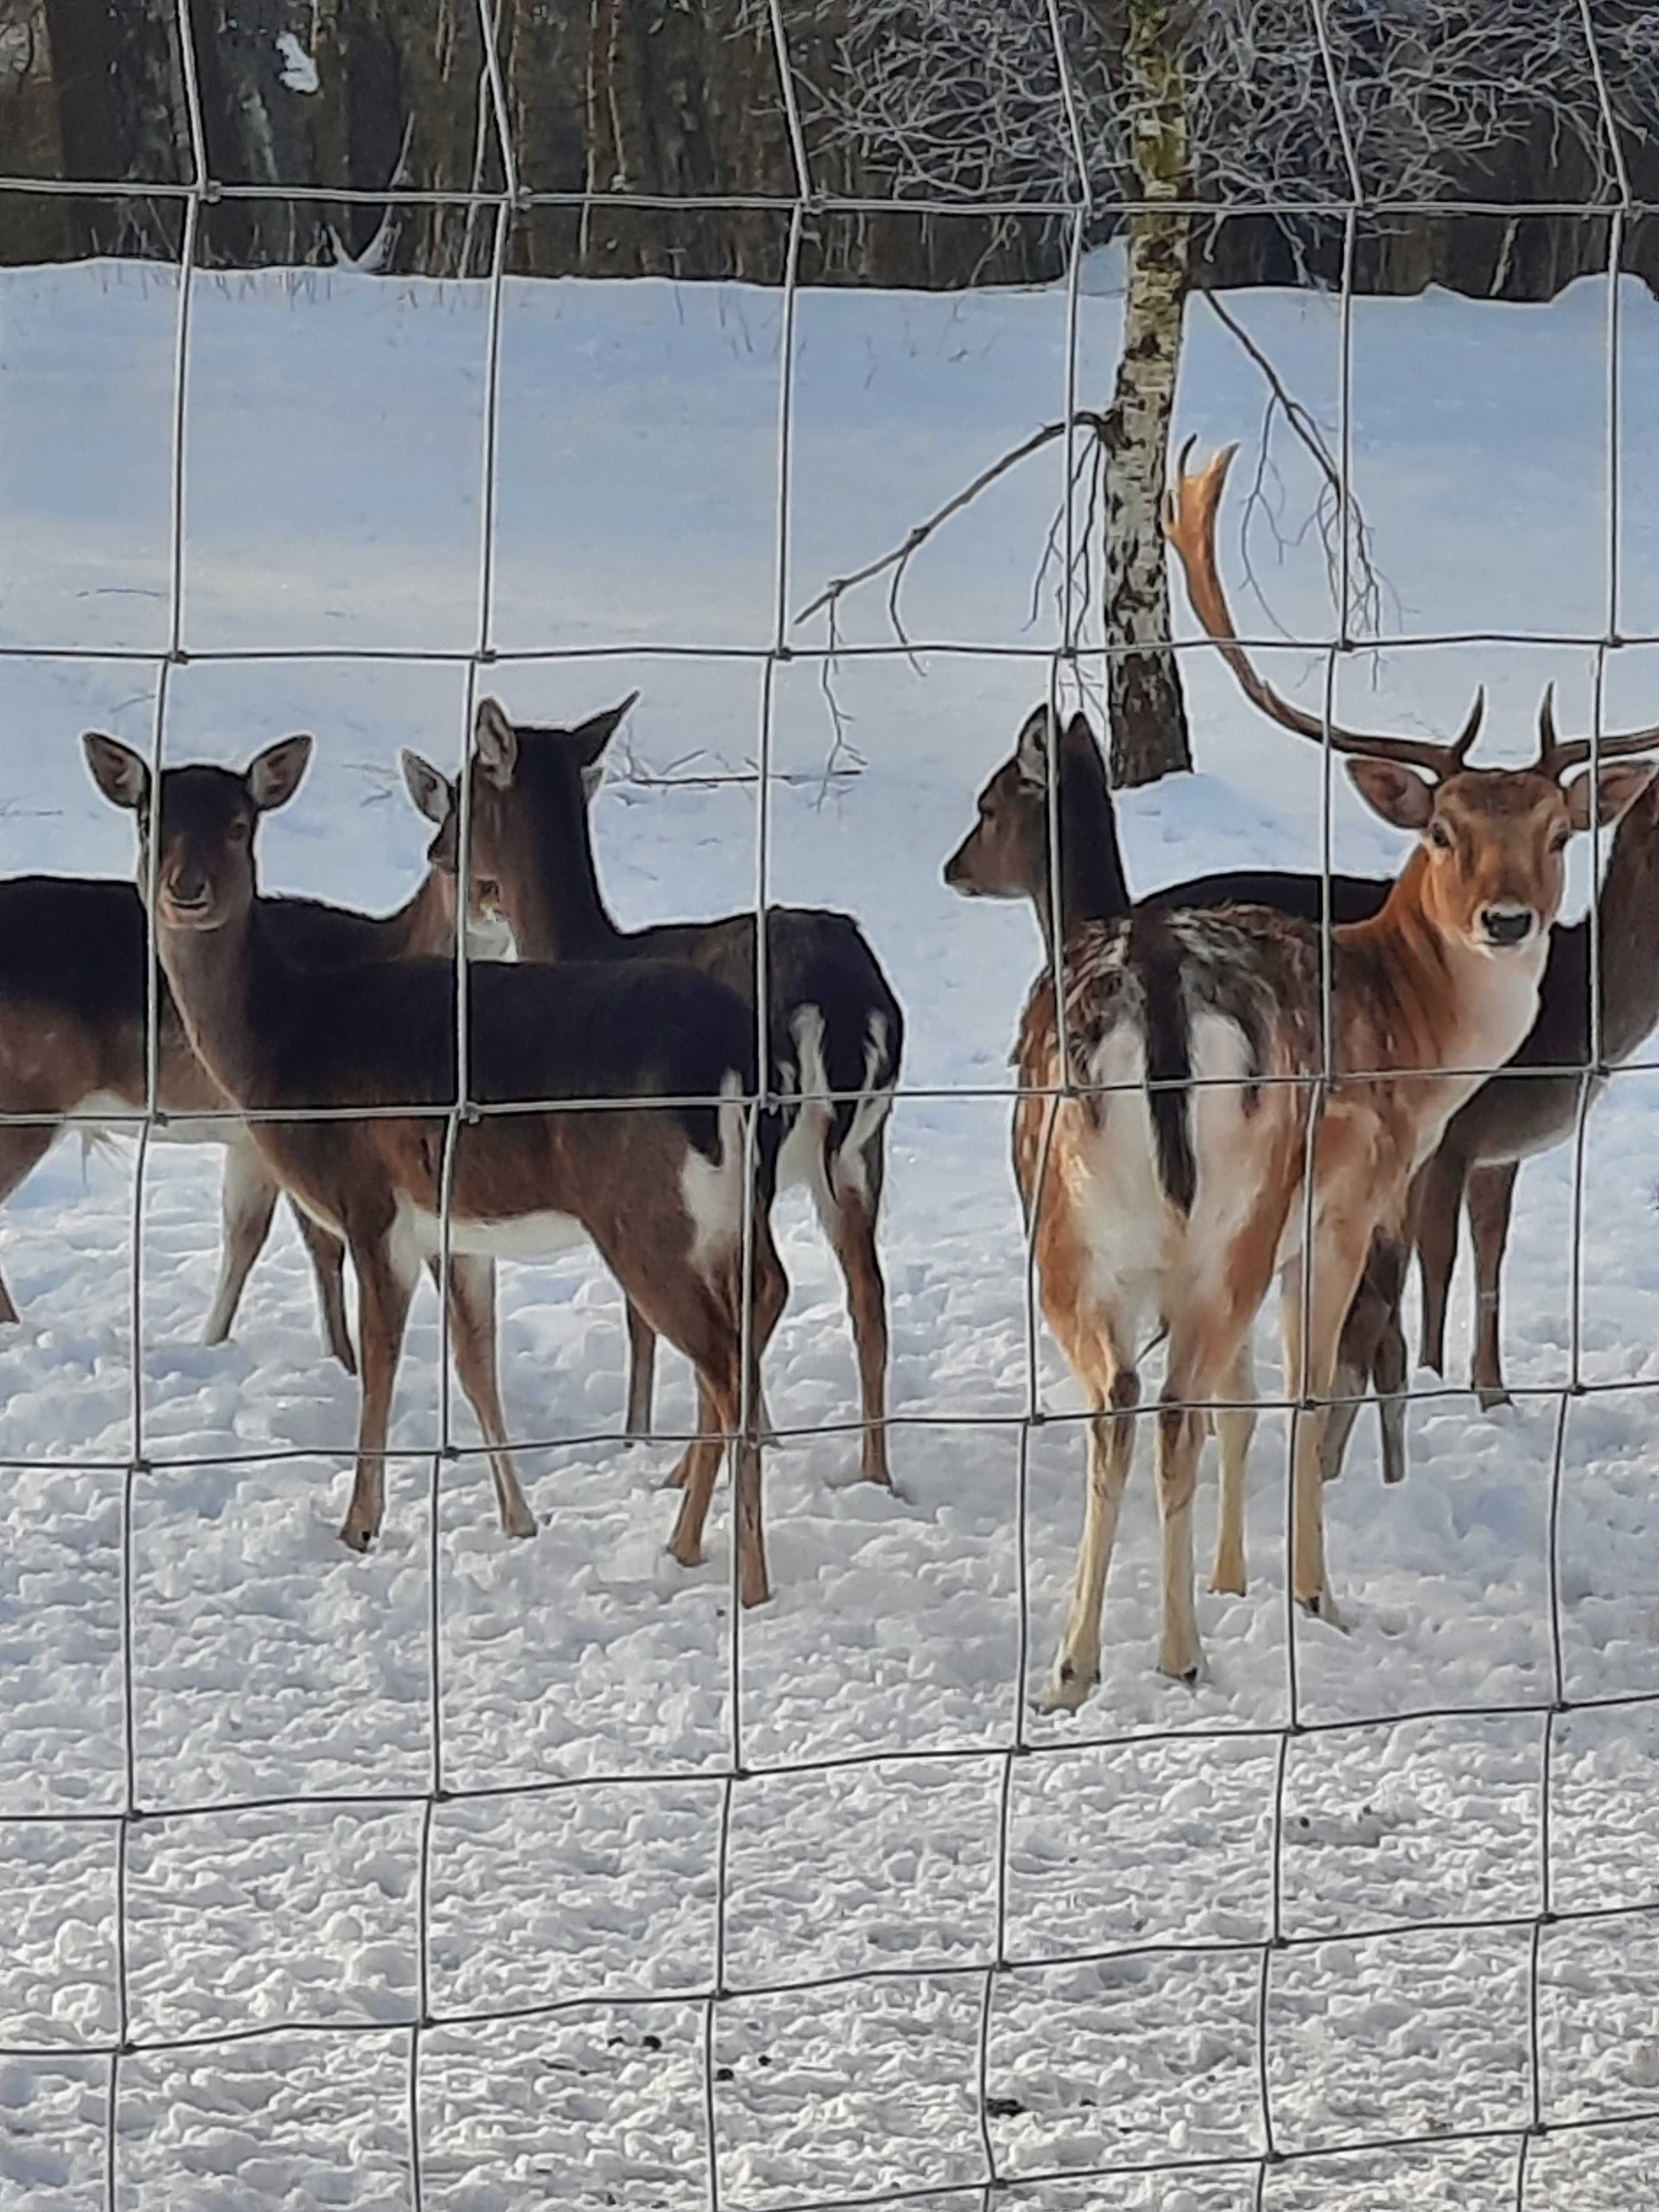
[942,702,1411,1492]
[1010,443,1655,1707]
[85,733,789,1606]
[0,757,502,1370]
[403,696,905,1487]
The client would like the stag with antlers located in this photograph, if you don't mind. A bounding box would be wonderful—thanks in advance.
[1011,445,1653,1707]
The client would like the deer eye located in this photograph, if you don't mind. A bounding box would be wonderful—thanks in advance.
[227,819,250,844]
[476,877,500,902]
[1428,821,1453,852]
[1551,825,1572,853]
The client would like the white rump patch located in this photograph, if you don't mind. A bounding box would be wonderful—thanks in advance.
[832,1011,895,1206]
[778,1004,832,1204]
[681,1072,748,1270]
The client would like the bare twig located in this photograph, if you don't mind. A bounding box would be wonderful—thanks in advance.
[793,408,1114,631]
[1203,288,1397,641]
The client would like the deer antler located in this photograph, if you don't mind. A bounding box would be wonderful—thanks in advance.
[1162,438,1485,781]
[1533,682,1659,779]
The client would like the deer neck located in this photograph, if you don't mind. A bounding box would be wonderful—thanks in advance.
[1035,766,1133,961]
[512,807,625,963]
[153,899,285,1113]
[1345,848,1548,1144]
[375,867,456,961]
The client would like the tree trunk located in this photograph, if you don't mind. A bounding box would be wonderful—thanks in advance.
[1102,1,1192,789]
[41,0,189,258]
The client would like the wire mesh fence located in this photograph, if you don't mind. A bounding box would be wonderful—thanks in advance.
[2,1,1659,2206]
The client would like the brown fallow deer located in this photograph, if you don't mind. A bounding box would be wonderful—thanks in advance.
[403,696,905,1488]
[942,703,1412,1500]
[0,757,502,1370]
[1003,442,1653,1707]
[1166,441,1659,1422]
[85,732,790,1606]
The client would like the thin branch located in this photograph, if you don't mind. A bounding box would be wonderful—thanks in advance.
[1203,287,1395,640]
[793,409,1114,630]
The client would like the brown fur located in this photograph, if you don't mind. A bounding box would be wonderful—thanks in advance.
[86,734,788,1605]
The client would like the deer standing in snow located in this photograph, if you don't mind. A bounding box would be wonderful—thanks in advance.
[1010,445,1655,1706]
[0,770,502,1369]
[405,696,905,1487]
[86,732,789,1605]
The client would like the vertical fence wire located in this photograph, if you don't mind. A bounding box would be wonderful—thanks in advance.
[4,8,1659,2210]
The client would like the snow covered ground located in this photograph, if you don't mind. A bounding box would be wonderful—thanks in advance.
[1,248,1658,2207]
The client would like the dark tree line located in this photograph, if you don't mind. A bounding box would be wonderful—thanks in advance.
[4,0,1657,297]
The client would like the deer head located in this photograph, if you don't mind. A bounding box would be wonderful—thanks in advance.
[404,694,638,958]
[1163,442,1659,957]
[82,732,314,930]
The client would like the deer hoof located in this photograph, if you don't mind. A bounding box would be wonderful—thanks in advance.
[1036,1657,1097,1715]
[1298,1588,1347,1631]
[1476,1385,1512,1413]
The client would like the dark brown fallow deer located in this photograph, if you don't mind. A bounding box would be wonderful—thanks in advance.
[0,755,499,1371]
[86,732,790,1605]
[404,696,905,1489]
[975,444,1653,1704]
[1413,690,1659,1406]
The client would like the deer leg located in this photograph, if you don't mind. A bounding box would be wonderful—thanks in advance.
[666,1240,786,1607]
[821,1149,893,1488]
[666,1375,725,1572]
[1467,1160,1519,1412]
[340,1227,418,1552]
[1415,1143,1465,1377]
[1323,1232,1410,1486]
[1035,1276,1140,1714]
[620,1204,787,1609]
[1160,1300,1264,1684]
[291,1202,354,1375]
[202,1136,280,1348]
[442,1253,535,1538]
[624,1298,658,1442]
[0,1123,55,1325]
[1281,1215,1371,1626]
[1211,1335,1255,1598]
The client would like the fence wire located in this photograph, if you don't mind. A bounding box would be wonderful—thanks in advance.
[0,0,1656,2206]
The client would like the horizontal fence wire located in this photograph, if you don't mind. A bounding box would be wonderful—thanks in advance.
[0,0,1654,2206]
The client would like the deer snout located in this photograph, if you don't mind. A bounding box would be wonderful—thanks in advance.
[1479,904,1536,951]
[942,840,982,895]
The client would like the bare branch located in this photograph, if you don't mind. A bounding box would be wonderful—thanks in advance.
[1201,289,1392,641]
[794,408,1114,631]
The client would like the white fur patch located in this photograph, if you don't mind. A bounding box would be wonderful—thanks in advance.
[406,1203,588,1264]
[680,1072,748,1269]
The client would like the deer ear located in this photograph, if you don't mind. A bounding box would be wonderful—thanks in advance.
[572,692,638,766]
[1565,759,1658,831]
[1062,711,1098,750]
[1013,705,1056,789]
[246,733,314,812]
[401,749,453,827]
[474,697,518,788]
[1347,757,1434,832]
[83,732,150,812]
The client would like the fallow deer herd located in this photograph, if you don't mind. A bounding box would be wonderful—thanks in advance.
[6,441,1653,1704]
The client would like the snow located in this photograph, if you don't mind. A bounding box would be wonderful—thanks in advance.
[1,252,1658,2205]
[274,33,319,97]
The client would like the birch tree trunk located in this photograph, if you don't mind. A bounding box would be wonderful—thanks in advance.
[1102,0,1193,787]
